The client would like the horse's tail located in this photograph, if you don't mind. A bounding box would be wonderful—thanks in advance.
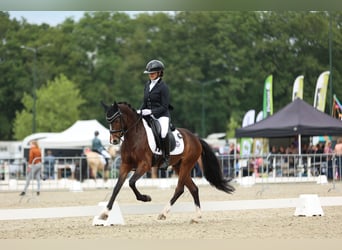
[199,138,235,194]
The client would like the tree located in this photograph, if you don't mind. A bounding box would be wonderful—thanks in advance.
[226,116,239,139]
[2,11,342,140]
[13,74,85,140]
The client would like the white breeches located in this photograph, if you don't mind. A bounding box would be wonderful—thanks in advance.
[101,149,110,159]
[158,116,170,138]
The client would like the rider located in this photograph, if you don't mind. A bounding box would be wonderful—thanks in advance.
[91,131,110,168]
[137,59,171,169]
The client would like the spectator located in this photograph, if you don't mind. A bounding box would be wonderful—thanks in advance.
[44,150,55,180]
[20,140,42,196]
[316,143,324,172]
[323,140,333,176]
[269,145,278,175]
[333,137,342,180]
[278,145,286,154]
[229,143,239,178]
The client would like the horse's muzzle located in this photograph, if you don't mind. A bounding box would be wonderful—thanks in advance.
[111,138,120,145]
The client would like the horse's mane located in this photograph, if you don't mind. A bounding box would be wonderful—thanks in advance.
[116,101,137,113]
[106,101,138,121]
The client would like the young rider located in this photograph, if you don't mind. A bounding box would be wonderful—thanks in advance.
[138,59,171,169]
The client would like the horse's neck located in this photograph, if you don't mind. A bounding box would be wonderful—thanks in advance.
[124,118,145,143]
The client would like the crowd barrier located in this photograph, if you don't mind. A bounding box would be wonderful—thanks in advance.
[218,152,341,182]
[1,153,341,191]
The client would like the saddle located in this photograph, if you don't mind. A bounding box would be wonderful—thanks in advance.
[144,116,176,152]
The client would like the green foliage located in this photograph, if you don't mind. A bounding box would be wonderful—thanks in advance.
[226,116,239,139]
[2,11,342,140]
[13,74,85,140]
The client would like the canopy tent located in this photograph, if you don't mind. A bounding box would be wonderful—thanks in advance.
[236,98,342,138]
[39,120,110,149]
[235,98,342,154]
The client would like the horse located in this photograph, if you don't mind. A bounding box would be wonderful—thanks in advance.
[80,145,117,182]
[98,101,235,222]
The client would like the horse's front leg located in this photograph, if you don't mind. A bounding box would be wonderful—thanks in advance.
[129,170,152,202]
[99,171,128,220]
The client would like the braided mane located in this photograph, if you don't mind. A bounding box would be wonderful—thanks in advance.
[117,101,137,113]
[106,101,139,123]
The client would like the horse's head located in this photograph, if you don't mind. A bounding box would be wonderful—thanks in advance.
[101,101,140,145]
[101,101,123,145]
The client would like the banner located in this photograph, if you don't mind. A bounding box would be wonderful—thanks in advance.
[313,71,330,112]
[263,75,273,118]
[242,109,255,128]
[240,138,253,157]
[253,138,269,156]
[292,75,304,101]
[240,110,256,158]
[255,111,263,123]
[332,94,342,120]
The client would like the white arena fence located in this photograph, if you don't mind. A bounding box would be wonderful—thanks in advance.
[217,152,342,183]
[0,153,341,191]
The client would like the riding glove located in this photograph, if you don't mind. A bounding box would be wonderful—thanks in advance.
[141,109,152,116]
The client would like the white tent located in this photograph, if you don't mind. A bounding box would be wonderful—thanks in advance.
[39,120,111,149]
[22,132,58,149]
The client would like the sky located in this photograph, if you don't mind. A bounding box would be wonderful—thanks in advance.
[8,11,150,26]
[8,11,87,26]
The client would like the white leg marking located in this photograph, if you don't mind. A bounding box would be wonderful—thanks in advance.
[158,203,171,220]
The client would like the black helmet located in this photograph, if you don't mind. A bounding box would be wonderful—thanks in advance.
[144,60,164,74]
[94,131,99,136]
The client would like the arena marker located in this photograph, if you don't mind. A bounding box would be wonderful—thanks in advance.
[92,201,125,226]
[294,194,324,217]
[69,180,83,192]
[316,175,328,185]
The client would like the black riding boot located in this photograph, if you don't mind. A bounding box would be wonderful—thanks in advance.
[160,137,170,170]
[105,158,109,170]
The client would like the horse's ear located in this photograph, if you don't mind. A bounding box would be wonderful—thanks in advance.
[100,101,109,112]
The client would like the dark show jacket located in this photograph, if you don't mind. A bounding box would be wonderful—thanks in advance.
[141,78,170,118]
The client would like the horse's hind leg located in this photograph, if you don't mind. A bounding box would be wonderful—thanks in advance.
[158,173,202,222]
[158,183,185,220]
[184,177,202,223]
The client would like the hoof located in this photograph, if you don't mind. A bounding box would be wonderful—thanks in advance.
[99,212,108,220]
[140,195,152,202]
[190,218,200,224]
[157,214,167,220]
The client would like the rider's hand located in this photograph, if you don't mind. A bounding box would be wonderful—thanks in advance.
[136,109,141,114]
[141,109,152,116]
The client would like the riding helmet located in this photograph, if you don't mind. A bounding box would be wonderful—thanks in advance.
[144,60,165,74]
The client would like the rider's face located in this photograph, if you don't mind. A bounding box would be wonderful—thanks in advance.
[148,72,158,80]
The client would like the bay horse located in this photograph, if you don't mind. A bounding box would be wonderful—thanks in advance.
[99,101,235,222]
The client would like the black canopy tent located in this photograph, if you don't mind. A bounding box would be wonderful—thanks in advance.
[235,98,342,154]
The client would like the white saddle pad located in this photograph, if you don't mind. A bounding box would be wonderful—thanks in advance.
[142,119,184,155]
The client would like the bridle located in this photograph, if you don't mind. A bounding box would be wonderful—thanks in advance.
[106,105,142,144]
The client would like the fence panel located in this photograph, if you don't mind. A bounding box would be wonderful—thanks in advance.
[1,152,341,191]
